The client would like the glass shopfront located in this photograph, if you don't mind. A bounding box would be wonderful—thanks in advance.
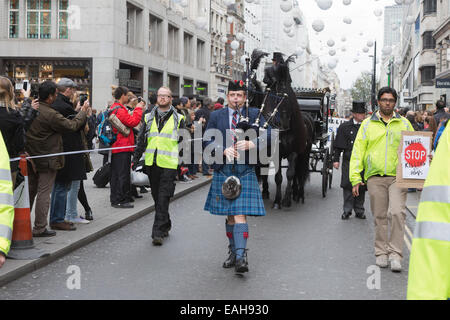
[1,58,92,98]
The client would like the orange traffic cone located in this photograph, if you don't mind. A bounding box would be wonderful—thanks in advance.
[7,156,48,260]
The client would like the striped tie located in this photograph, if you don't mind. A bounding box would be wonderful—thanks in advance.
[231,111,238,144]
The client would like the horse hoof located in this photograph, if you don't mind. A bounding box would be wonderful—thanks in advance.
[272,203,281,210]
[282,199,292,208]
[262,192,270,199]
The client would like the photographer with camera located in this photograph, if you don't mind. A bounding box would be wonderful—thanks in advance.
[49,78,92,229]
[26,80,89,237]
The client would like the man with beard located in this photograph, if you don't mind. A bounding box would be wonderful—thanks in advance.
[350,87,414,273]
[132,87,185,246]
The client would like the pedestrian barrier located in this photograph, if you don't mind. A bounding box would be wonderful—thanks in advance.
[7,155,49,260]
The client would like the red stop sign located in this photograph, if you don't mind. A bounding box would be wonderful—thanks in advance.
[405,143,427,167]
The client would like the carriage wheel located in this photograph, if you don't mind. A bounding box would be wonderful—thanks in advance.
[322,149,329,198]
[328,132,335,189]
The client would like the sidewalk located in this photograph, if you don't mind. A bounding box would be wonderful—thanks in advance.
[0,169,212,287]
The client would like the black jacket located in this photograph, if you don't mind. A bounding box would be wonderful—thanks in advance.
[333,119,364,189]
[52,93,87,182]
[0,105,25,172]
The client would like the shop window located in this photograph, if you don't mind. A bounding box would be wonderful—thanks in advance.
[58,0,69,39]
[423,0,437,15]
[421,66,435,86]
[149,14,163,55]
[27,0,52,39]
[9,0,19,38]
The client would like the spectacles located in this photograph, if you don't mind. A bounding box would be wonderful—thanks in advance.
[379,98,396,104]
[157,94,172,99]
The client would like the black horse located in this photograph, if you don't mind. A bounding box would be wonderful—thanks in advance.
[249,51,314,209]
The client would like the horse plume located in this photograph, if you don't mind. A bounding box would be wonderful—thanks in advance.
[251,49,269,71]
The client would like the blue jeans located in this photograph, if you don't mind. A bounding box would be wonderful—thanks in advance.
[65,180,81,221]
[202,159,210,175]
[50,181,70,224]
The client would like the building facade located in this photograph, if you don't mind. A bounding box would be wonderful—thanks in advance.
[0,0,211,108]
[399,0,438,110]
[384,5,404,48]
[433,0,450,105]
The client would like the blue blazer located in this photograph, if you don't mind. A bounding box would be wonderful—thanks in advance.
[203,106,272,171]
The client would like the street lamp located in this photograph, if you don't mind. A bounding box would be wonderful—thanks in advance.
[369,40,377,112]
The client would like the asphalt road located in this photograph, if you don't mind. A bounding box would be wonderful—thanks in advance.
[0,167,411,300]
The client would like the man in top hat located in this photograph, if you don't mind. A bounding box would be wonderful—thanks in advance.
[333,101,368,220]
[203,80,271,274]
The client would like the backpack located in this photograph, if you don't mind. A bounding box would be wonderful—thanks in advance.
[97,106,120,147]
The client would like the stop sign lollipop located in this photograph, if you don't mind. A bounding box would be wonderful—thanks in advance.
[405,143,427,167]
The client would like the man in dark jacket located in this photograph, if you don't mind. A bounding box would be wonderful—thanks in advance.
[26,81,88,237]
[333,101,367,220]
[49,78,90,230]
[434,100,450,125]
[195,97,214,176]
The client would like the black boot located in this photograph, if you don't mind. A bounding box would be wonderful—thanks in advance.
[341,212,352,220]
[83,209,93,221]
[223,246,236,268]
[235,250,249,274]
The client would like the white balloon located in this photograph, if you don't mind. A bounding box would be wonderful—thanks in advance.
[221,36,228,44]
[223,0,235,6]
[227,16,233,24]
[231,50,237,56]
[180,0,188,8]
[341,47,346,52]
[236,32,244,41]
[195,17,208,29]
[343,17,352,24]
[283,19,294,28]
[363,47,369,53]
[329,49,336,56]
[328,58,338,69]
[312,19,325,32]
[283,27,291,34]
[230,40,240,50]
[288,31,295,38]
[367,40,374,47]
[280,1,293,12]
[327,39,335,47]
[394,0,402,4]
[343,0,351,5]
[341,36,346,42]
[221,52,227,57]
[374,8,382,17]
[406,16,415,25]
[316,0,333,10]
[382,46,392,55]
[240,55,249,65]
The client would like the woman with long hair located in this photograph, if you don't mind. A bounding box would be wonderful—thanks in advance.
[424,116,438,142]
[0,76,25,187]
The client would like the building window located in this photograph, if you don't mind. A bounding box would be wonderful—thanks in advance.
[27,0,52,39]
[168,24,179,62]
[149,14,163,55]
[421,66,435,85]
[197,39,205,69]
[9,0,19,38]
[184,33,193,65]
[58,0,69,39]
[422,31,436,50]
[423,0,437,15]
[126,2,143,47]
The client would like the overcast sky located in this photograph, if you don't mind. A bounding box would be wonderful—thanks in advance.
[297,0,400,89]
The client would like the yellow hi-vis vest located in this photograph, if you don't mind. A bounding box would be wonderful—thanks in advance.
[145,110,184,170]
[407,122,450,300]
[0,131,14,256]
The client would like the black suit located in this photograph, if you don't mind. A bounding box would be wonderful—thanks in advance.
[333,118,366,215]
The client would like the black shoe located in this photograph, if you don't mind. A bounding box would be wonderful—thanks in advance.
[152,237,163,246]
[82,209,93,221]
[140,187,149,194]
[129,197,135,203]
[134,194,143,199]
[223,246,236,269]
[235,255,249,274]
[162,231,169,238]
[355,213,367,219]
[33,229,57,237]
[112,203,134,209]
[341,212,352,220]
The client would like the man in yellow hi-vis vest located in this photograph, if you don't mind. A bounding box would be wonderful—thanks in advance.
[0,131,15,268]
[407,121,450,300]
[133,87,185,246]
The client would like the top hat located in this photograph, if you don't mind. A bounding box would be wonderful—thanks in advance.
[228,80,247,92]
[272,52,284,63]
[351,101,366,114]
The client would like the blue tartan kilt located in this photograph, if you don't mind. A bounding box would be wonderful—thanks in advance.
[204,164,266,216]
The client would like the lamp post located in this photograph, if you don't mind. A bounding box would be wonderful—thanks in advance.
[370,40,377,112]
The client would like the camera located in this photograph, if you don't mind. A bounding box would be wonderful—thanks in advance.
[137,97,142,103]
[30,82,39,99]
[79,94,88,106]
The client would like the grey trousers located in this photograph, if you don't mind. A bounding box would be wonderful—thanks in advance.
[343,188,366,214]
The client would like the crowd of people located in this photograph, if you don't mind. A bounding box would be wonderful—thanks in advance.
[0,75,226,239]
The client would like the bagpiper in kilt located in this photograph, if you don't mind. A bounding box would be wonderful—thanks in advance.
[203,80,272,274]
